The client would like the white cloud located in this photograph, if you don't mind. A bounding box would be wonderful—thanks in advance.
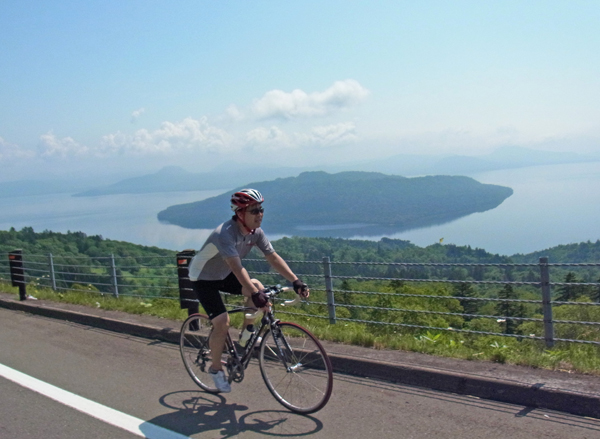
[11,83,366,163]
[245,122,358,152]
[38,132,89,157]
[131,107,146,122]
[245,126,293,150]
[225,104,244,121]
[306,122,358,147]
[101,116,234,155]
[0,136,35,160]
[250,79,369,120]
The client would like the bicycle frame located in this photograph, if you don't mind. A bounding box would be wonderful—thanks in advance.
[223,306,282,376]
[180,286,334,413]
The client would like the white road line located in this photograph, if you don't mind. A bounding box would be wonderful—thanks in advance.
[0,363,190,439]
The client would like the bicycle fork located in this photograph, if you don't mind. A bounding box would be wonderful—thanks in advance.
[270,325,302,373]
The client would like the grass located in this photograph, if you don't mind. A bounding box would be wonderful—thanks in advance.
[1,282,188,321]
[2,281,600,376]
[293,317,600,374]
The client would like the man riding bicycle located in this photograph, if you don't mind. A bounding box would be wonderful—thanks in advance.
[188,188,310,393]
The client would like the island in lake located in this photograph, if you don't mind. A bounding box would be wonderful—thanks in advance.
[157,171,513,237]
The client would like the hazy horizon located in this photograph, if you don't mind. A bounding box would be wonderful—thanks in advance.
[2,1,600,183]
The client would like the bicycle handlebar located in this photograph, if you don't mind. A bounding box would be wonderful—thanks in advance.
[244,285,299,319]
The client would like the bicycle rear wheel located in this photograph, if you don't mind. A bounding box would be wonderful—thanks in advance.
[259,322,333,414]
[179,313,220,393]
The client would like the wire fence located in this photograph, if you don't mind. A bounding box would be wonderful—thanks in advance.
[2,251,600,348]
[6,252,179,299]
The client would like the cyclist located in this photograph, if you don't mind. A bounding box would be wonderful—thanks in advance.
[188,188,310,393]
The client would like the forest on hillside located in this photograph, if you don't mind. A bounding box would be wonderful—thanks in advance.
[2,227,599,366]
[2,227,599,294]
[2,227,600,270]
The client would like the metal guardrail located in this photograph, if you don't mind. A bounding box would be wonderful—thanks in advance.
[2,251,599,348]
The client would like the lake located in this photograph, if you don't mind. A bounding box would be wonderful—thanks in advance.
[0,190,224,252]
[370,161,600,255]
[1,162,599,256]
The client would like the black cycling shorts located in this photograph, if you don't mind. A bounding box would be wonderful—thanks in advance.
[193,272,243,319]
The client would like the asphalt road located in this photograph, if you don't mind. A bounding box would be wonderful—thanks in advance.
[1,308,599,439]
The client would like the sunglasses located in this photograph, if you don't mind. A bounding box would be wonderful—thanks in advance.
[247,206,264,215]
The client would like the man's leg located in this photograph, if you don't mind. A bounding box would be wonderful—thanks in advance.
[194,278,233,392]
[208,311,232,393]
[209,311,230,371]
[242,279,265,329]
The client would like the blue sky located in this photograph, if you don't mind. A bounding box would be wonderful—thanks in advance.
[1,1,599,181]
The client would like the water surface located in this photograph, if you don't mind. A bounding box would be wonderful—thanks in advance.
[1,162,599,255]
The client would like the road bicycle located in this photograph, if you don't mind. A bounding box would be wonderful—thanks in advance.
[179,285,333,414]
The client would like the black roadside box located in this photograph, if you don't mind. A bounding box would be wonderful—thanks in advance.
[177,250,198,314]
[8,249,26,300]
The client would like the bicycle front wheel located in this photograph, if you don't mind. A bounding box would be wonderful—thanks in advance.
[259,322,333,414]
[179,313,220,393]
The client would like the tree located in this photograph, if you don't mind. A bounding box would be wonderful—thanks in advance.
[556,272,583,302]
[452,282,479,321]
[495,284,525,335]
[338,279,362,320]
[471,265,485,281]
[592,278,600,303]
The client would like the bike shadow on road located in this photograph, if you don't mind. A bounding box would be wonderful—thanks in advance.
[140,390,324,438]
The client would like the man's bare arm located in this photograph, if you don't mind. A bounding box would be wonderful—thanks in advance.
[265,252,310,298]
[224,256,259,298]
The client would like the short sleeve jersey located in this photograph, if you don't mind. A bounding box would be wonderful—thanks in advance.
[188,219,275,281]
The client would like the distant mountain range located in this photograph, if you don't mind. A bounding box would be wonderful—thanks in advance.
[70,146,596,197]
[157,171,513,236]
[0,146,595,199]
[70,165,299,197]
[353,146,599,176]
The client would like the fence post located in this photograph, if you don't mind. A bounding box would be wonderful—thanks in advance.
[323,256,336,324]
[8,249,26,301]
[539,257,554,348]
[48,253,57,291]
[110,254,119,298]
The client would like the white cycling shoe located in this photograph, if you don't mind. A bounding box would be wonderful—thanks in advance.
[209,369,231,393]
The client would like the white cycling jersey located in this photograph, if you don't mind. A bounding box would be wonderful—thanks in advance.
[188,219,275,281]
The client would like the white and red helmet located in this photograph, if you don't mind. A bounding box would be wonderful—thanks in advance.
[230,188,264,212]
